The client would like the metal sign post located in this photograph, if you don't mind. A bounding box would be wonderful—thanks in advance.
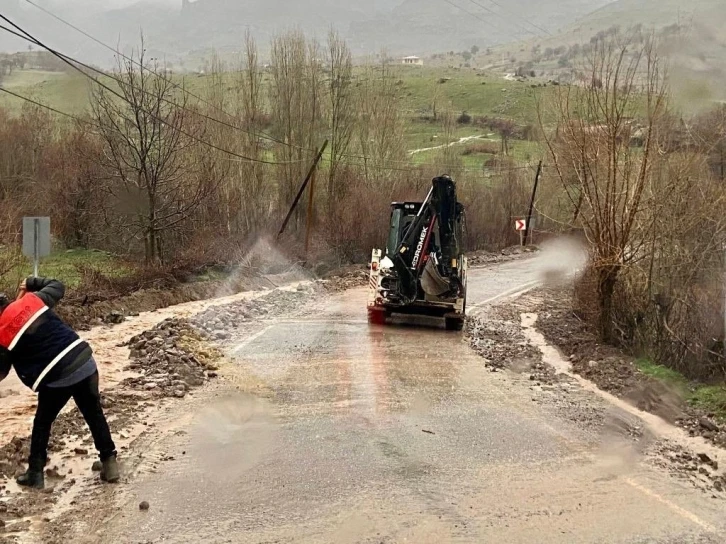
[22,217,51,277]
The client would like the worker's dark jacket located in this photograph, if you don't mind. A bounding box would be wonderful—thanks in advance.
[0,278,92,392]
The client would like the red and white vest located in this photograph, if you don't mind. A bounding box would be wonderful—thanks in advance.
[0,294,88,391]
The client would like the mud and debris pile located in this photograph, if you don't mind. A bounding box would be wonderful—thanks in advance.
[0,437,29,480]
[676,415,726,448]
[121,283,345,398]
[190,287,316,334]
[649,441,726,496]
[0,279,369,536]
[468,247,537,267]
[0,419,77,481]
[320,270,369,292]
[124,318,220,399]
[466,308,545,379]
[535,287,726,449]
[0,390,143,483]
[535,287,639,395]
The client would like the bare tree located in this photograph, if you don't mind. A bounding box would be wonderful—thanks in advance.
[234,32,271,233]
[539,33,669,341]
[269,30,325,230]
[439,104,459,170]
[355,55,407,185]
[325,30,355,215]
[43,120,105,249]
[92,40,217,264]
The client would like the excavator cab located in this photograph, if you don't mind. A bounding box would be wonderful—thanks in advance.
[385,203,423,259]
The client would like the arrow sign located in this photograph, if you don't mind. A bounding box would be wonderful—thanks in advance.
[515,219,527,231]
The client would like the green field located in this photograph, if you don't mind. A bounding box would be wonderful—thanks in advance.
[1,249,133,290]
[0,70,94,115]
[0,66,556,165]
[389,65,554,124]
[0,65,555,125]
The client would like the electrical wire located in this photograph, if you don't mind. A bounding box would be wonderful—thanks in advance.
[23,0,318,154]
[440,0,513,42]
[0,83,544,175]
[1,11,549,175]
[0,15,304,166]
[18,1,546,168]
[0,86,96,126]
[466,0,552,37]
[23,0,443,166]
[16,3,457,166]
[0,74,543,176]
[0,85,545,178]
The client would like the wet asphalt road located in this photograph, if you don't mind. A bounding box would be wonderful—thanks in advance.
[94,260,726,544]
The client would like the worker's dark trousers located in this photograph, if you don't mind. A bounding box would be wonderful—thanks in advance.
[30,371,116,467]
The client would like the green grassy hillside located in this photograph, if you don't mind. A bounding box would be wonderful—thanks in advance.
[0,65,555,123]
[575,0,724,32]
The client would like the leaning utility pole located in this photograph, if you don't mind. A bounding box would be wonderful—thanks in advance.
[523,160,542,246]
[277,140,329,239]
[305,167,317,256]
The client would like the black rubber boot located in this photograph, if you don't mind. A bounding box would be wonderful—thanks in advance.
[17,460,45,490]
[100,455,120,483]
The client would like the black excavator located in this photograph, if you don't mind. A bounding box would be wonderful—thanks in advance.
[367,175,468,330]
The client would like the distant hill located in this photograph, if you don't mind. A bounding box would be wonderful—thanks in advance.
[0,0,612,67]
[349,0,613,54]
[527,0,726,49]
[483,0,726,109]
[572,0,724,32]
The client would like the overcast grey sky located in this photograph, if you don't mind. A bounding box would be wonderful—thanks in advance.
[51,0,179,5]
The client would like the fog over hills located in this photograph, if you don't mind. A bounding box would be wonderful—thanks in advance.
[5,0,714,68]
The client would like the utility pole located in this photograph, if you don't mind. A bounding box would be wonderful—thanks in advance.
[305,167,317,256]
[523,160,542,246]
[723,240,726,364]
[278,140,329,238]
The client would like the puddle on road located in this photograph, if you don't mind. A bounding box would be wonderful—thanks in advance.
[520,312,726,467]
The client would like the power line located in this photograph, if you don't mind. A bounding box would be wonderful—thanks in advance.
[1,11,546,175]
[2,22,303,161]
[20,1,444,166]
[440,0,513,42]
[18,1,545,168]
[0,79,542,174]
[23,0,317,154]
[0,21,311,165]
[2,20,531,169]
[0,15,303,166]
[466,0,552,38]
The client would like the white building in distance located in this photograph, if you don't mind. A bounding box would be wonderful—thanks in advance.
[402,56,423,66]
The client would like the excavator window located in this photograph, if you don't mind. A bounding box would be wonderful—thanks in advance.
[386,209,403,257]
[386,207,419,258]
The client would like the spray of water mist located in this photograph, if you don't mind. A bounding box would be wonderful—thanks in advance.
[212,235,315,300]
[532,235,589,287]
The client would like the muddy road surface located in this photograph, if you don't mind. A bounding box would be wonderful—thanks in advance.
[52,260,726,543]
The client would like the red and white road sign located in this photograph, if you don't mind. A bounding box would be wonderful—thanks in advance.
[515,219,527,231]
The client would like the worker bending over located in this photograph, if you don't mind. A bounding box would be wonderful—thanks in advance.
[0,277,119,489]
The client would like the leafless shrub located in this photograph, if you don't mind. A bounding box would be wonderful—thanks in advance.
[461,142,500,156]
